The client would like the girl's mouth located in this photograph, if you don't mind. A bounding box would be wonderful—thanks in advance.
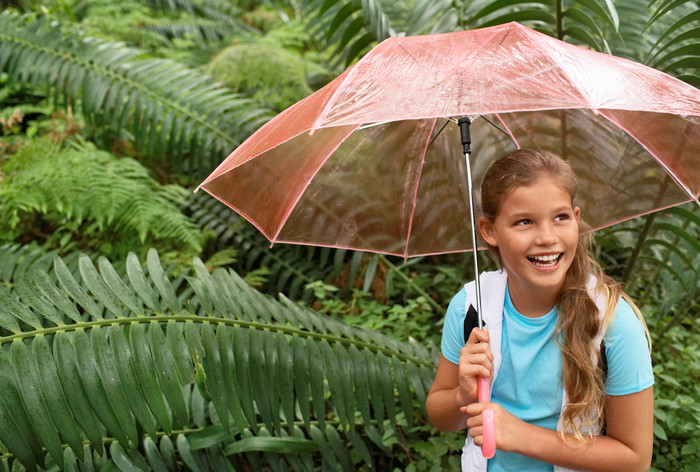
[528,254,562,267]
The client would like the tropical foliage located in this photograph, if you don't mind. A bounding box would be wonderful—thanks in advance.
[0,0,698,471]
[0,247,435,471]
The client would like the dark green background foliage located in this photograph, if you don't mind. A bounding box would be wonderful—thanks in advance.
[0,0,698,471]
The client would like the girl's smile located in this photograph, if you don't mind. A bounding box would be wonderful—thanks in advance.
[478,176,580,316]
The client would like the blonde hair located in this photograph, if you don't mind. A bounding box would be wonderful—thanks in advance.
[479,149,650,441]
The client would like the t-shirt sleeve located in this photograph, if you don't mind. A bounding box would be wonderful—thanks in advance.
[440,288,467,365]
[604,299,654,396]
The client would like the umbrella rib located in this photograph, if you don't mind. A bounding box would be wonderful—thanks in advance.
[492,113,520,149]
[403,118,439,260]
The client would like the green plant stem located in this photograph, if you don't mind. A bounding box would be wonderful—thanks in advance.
[621,212,656,290]
[0,314,434,368]
[556,0,564,39]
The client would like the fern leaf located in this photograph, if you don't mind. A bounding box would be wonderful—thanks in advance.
[0,248,435,470]
[0,138,204,256]
[0,11,273,175]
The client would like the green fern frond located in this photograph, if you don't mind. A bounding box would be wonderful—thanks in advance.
[0,137,204,254]
[188,190,341,300]
[0,243,65,284]
[0,248,434,471]
[0,11,274,175]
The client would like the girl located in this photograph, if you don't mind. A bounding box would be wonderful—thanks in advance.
[426,149,654,471]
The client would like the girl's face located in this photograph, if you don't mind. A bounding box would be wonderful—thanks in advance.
[478,176,580,314]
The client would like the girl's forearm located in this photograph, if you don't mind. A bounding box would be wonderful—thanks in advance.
[426,386,471,433]
[512,421,650,472]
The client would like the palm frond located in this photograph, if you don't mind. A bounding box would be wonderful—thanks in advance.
[596,203,700,314]
[0,248,435,471]
[403,0,458,35]
[0,11,274,176]
[301,0,395,66]
[604,0,655,60]
[465,0,619,52]
[645,1,700,85]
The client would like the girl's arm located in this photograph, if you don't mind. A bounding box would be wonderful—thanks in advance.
[465,386,654,472]
[426,328,492,433]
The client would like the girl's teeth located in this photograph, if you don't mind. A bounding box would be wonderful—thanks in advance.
[529,254,560,266]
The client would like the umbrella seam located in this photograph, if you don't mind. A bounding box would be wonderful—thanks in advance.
[309,39,397,133]
[533,32,601,111]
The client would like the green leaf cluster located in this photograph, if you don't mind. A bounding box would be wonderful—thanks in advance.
[206,40,316,112]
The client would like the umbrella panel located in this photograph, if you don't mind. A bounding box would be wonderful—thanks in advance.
[202,109,694,258]
[498,110,694,228]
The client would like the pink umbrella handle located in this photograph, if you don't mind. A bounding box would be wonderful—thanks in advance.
[477,376,495,459]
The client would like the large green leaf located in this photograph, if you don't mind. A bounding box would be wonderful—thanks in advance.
[0,248,435,471]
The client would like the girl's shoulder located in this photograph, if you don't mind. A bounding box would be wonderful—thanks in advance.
[604,298,654,395]
[606,297,646,339]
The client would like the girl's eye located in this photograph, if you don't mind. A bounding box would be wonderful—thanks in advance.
[555,214,570,221]
[515,219,531,226]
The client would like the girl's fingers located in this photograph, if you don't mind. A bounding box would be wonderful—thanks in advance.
[458,328,494,404]
[466,326,489,345]
[461,329,494,363]
[465,401,494,417]
[459,349,493,378]
[461,364,491,380]
[468,426,483,444]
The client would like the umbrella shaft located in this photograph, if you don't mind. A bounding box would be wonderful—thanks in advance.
[464,150,484,328]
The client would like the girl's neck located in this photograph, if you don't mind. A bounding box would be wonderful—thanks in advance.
[507,281,561,318]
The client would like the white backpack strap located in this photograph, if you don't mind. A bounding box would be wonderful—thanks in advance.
[463,270,507,382]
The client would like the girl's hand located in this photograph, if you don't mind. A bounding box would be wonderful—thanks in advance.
[456,327,494,406]
[463,402,525,454]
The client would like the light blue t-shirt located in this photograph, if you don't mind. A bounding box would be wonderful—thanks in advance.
[441,284,654,471]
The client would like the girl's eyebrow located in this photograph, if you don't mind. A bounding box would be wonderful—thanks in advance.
[507,206,572,219]
[553,205,575,213]
[508,212,532,219]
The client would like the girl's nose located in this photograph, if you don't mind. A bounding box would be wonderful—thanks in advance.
[535,224,557,245]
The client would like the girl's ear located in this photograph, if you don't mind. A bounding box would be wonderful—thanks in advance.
[574,206,581,223]
[478,216,498,247]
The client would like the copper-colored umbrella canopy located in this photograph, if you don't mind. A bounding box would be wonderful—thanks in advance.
[197,22,700,260]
